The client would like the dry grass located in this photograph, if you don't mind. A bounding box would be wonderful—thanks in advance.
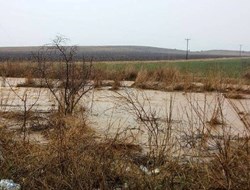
[0,60,249,94]
[135,67,179,84]
[133,67,248,93]
[1,110,250,189]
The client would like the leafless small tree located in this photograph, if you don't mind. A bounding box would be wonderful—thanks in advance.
[115,89,176,166]
[34,36,93,115]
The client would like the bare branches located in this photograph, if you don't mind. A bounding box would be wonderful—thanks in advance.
[114,89,177,165]
[34,36,93,115]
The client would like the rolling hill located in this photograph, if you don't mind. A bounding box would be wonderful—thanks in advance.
[0,46,249,61]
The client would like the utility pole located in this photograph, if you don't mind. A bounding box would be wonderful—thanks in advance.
[185,38,191,60]
[239,44,242,57]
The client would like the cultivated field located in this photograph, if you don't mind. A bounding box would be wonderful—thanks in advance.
[1,46,250,61]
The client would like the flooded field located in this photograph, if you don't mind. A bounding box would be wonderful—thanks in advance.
[1,78,249,148]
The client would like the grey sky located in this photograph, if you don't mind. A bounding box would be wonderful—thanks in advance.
[0,0,249,50]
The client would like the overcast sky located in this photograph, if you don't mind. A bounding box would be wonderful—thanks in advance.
[0,0,249,50]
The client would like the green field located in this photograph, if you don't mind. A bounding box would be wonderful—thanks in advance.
[94,58,250,78]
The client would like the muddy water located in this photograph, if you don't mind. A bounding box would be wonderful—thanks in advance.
[0,77,249,145]
[85,88,249,139]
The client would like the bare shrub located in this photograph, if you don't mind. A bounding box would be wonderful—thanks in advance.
[115,89,177,167]
[3,79,42,142]
[35,36,93,115]
[0,115,145,189]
